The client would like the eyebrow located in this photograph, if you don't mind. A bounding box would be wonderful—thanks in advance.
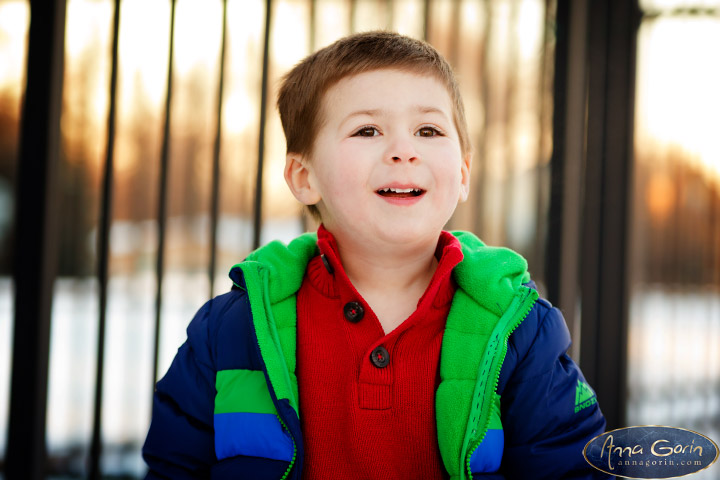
[413,106,448,117]
[341,105,450,125]
[341,109,383,123]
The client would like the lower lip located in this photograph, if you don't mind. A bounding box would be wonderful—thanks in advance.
[376,192,425,206]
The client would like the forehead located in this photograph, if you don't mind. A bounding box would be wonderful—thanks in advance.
[319,68,454,120]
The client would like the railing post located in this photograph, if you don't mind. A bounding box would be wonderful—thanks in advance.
[152,0,177,389]
[252,0,273,249]
[88,0,121,477]
[546,0,589,353]
[580,0,642,430]
[6,0,67,478]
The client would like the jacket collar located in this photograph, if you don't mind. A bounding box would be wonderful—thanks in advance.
[230,229,531,317]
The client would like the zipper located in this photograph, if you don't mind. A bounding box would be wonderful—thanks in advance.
[277,413,298,480]
[247,266,301,479]
[464,287,538,479]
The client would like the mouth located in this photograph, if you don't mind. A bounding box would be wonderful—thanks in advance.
[376,187,425,198]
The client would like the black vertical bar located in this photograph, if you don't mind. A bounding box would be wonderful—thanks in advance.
[580,0,641,430]
[442,0,461,231]
[153,0,177,386]
[447,0,460,66]
[546,0,589,350]
[559,0,588,353]
[209,0,228,297]
[253,0,273,249]
[472,0,492,235]
[546,0,570,306]
[88,0,121,478]
[6,0,66,478]
[500,0,520,247]
[422,0,431,42]
[349,0,357,33]
[309,0,316,52]
[302,0,316,234]
[531,0,554,287]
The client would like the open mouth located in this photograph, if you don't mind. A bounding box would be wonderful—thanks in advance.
[376,187,425,198]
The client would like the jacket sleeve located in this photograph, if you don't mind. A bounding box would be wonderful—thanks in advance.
[142,296,221,479]
[497,298,613,480]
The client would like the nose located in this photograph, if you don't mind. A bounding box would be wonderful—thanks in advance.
[386,134,419,164]
[391,154,417,163]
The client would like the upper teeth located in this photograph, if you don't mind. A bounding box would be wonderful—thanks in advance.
[379,188,420,193]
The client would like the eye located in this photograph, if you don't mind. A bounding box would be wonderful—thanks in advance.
[416,126,443,137]
[352,126,380,137]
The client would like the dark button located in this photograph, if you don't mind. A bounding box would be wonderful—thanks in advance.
[370,346,390,368]
[321,254,334,274]
[343,301,364,323]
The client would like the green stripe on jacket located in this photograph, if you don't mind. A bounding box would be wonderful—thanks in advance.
[215,369,277,415]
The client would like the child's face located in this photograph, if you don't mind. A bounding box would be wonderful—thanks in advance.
[286,68,471,248]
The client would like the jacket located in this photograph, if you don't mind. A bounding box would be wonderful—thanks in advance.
[143,231,609,479]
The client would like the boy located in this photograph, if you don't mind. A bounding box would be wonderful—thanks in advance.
[143,31,609,479]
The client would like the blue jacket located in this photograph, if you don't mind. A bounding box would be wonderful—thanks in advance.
[143,233,610,479]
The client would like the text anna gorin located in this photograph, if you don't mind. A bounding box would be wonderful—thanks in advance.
[583,425,718,479]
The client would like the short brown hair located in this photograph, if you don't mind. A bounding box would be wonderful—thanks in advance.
[277,31,471,218]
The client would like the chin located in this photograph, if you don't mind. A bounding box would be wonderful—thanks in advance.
[373,222,444,246]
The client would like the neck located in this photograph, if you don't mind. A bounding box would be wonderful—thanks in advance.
[332,231,440,298]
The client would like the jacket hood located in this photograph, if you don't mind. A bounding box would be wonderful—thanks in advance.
[450,231,531,316]
[230,233,318,304]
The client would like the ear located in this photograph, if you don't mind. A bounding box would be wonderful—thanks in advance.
[458,152,472,202]
[284,153,322,206]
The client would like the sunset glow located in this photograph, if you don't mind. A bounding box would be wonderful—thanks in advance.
[635,16,720,180]
[0,1,29,98]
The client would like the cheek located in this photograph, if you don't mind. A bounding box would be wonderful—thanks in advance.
[333,145,371,184]
[430,153,464,188]
[315,165,366,209]
[436,168,466,207]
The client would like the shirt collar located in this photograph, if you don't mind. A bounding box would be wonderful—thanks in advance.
[307,224,463,309]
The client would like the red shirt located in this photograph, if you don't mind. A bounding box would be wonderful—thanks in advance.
[297,226,463,479]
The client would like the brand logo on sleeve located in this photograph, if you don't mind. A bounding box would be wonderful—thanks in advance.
[574,380,597,413]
